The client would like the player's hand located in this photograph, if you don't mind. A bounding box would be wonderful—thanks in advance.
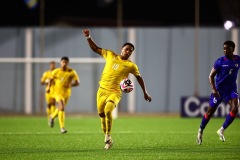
[213,92,220,98]
[212,89,220,98]
[82,29,90,37]
[144,93,152,102]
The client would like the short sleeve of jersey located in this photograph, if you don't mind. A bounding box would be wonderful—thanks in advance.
[72,70,80,81]
[213,58,221,70]
[41,72,47,82]
[132,63,140,77]
[101,49,115,59]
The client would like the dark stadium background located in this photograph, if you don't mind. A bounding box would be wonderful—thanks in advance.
[0,0,239,27]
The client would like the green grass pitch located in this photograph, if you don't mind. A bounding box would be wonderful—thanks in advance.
[0,115,239,160]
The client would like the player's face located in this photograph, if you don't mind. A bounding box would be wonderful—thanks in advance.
[120,45,134,60]
[60,60,68,70]
[50,62,55,70]
[223,44,234,58]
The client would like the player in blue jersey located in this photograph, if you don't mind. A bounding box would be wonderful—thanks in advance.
[196,40,240,145]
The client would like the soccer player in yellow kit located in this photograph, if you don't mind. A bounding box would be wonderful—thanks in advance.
[83,29,152,150]
[46,56,80,134]
[41,61,56,125]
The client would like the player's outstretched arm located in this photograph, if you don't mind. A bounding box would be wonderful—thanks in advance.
[82,29,102,55]
[136,75,152,102]
[46,78,53,93]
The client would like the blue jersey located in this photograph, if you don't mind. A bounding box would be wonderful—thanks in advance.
[214,55,240,92]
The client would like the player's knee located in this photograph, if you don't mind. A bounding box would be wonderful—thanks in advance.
[107,100,115,103]
[106,100,115,108]
[104,101,115,114]
[232,107,238,114]
[99,112,105,118]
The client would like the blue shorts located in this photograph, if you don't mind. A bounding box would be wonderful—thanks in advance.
[209,90,239,108]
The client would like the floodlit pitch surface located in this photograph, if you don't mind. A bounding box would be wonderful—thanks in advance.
[0,115,239,159]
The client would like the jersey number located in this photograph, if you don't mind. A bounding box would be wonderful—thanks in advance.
[112,63,119,70]
[229,69,233,75]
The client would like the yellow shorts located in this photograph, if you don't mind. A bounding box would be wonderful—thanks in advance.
[54,90,70,105]
[45,92,55,104]
[97,87,122,114]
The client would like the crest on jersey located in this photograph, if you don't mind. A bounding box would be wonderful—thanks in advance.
[235,64,238,67]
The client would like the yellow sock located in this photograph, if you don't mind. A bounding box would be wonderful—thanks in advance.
[51,108,59,119]
[100,117,106,134]
[104,102,115,135]
[51,105,56,115]
[58,110,65,129]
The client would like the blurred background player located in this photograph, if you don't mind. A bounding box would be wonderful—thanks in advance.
[41,61,56,126]
[196,40,240,145]
[82,28,152,150]
[46,56,80,134]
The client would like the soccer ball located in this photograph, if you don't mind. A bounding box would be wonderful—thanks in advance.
[120,78,134,93]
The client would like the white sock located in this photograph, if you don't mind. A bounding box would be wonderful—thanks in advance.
[105,134,111,142]
[219,126,224,131]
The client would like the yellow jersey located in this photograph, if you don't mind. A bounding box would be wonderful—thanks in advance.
[51,67,79,95]
[99,49,140,92]
[41,70,55,94]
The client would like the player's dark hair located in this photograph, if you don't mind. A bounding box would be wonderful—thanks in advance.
[61,56,69,62]
[122,42,135,51]
[224,40,235,49]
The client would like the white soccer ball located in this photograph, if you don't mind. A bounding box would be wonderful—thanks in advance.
[120,78,134,93]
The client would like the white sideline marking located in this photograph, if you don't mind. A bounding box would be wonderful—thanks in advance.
[0,130,238,135]
[0,131,194,135]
